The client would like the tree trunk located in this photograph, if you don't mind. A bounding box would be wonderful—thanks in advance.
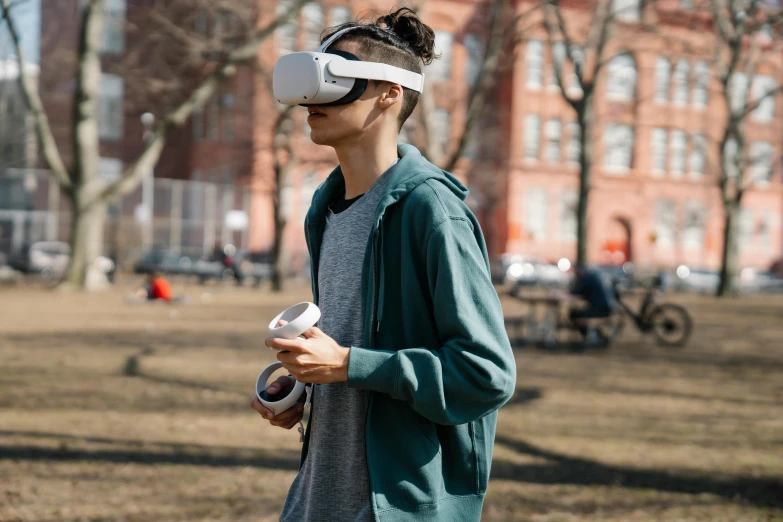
[575,100,593,267]
[270,193,287,292]
[717,198,740,297]
[63,192,108,291]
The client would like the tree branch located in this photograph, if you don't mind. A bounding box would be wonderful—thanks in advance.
[442,0,512,171]
[92,0,308,206]
[543,1,578,108]
[0,0,72,191]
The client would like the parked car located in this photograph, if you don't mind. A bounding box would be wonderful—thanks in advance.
[134,248,272,286]
[7,241,114,280]
[509,259,571,288]
[740,268,783,294]
[594,263,638,288]
[673,266,720,294]
[134,249,200,277]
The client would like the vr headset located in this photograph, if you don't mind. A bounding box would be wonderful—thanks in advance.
[272,27,425,106]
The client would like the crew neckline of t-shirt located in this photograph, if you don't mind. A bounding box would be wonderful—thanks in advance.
[327,158,399,220]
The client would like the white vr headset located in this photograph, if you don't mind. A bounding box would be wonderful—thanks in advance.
[272,27,425,106]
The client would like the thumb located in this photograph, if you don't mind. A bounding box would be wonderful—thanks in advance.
[277,319,289,326]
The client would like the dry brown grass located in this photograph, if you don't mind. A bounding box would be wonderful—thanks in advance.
[0,279,781,522]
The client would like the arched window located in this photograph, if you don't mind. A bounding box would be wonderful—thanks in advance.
[606,53,637,101]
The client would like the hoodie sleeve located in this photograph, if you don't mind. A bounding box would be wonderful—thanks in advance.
[346,216,517,425]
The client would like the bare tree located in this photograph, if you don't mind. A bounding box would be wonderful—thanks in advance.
[708,0,783,296]
[269,104,296,292]
[0,0,306,290]
[541,0,616,267]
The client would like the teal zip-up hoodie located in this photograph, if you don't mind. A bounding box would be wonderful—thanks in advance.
[303,143,517,522]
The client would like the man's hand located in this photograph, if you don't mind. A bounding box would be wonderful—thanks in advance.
[250,375,305,430]
[265,326,350,384]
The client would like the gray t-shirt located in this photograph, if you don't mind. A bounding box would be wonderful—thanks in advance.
[280,166,394,522]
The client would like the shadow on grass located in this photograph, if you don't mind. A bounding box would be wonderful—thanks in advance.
[493,435,783,509]
[0,430,300,471]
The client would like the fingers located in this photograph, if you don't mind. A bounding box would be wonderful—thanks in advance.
[250,396,275,418]
[250,395,305,429]
[266,375,294,395]
[301,326,323,339]
[265,336,304,352]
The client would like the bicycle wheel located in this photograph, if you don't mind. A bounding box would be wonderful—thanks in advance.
[649,304,692,347]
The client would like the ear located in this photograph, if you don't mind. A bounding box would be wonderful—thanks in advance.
[378,83,404,111]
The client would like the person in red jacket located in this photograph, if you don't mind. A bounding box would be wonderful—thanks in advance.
[146,272,172,301]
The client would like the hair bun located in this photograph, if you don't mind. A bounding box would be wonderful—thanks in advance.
[375,8,436,65]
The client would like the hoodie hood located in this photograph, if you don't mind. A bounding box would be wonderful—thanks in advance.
[307,143,469,231]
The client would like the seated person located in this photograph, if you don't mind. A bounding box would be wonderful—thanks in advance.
[568,264,615,341]
[146,272,173,301]
[127,272,173,303]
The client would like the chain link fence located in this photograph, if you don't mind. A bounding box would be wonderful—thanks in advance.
[0,169,253,271]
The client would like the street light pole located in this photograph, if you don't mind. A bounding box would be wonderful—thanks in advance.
[140,112,155,253]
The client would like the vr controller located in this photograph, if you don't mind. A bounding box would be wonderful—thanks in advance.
[255,302,321,415]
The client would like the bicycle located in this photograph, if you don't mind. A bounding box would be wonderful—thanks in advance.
[609,280,693,347]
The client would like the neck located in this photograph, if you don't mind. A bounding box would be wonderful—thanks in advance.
[335,137,398,199]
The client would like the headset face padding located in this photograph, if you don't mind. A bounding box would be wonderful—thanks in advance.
[312,50,368,107]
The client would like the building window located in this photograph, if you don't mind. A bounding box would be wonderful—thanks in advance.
[559,189,577,241]
[429,31,454,80]
[526,39,543,89]
[724,138,739,179]
[603,123,634,170]
[545,119,562,163]
[525,188,548,241]
[689,134,705,177]
[567,120,580,163]
[673,60,689,106]
[750,141,774,184]
[682,201,706,249]
[654,199,677,248]
[739,207,753,251]
[464,34,483,87]
[98,157,123,183]
[302,2,324,51]
[524,114,541,161]
[193,108,204,142]
[432,108,450,157]
[101,0,126,55]
[208,97,219,140]
[567,45,584,95]
[613,0,640,22]
[692,61,709,108]
[276,0,297,53]
[221,91,235,142]
[651,128,668,174]
[752,75,777,122]
[729,72,748,114]
[548,42,566,89]
[669,130,686,177]
[606,53,637,101]
[329,6,351,26]
[655,57,671,103]
[98,73,124,140]
[195,10,208,36]
[759,210,773,253]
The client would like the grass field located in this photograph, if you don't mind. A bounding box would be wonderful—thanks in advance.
[0,280,781,521]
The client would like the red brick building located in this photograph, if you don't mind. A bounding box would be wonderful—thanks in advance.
[15,0,783,271]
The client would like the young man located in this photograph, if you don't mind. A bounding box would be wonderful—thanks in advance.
[250,9,516,521]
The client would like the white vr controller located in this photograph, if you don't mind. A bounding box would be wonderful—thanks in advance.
[255,302,321,415]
